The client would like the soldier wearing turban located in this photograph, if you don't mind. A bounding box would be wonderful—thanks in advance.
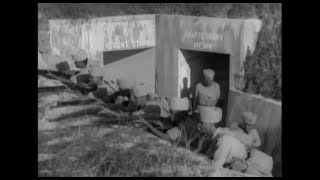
[194,69,221,109]
[70,49,90,84]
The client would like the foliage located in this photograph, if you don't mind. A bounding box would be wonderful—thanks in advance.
[242,3,282,100]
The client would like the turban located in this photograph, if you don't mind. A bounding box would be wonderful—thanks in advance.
[242,111,258,125]
[71,49,88,62]
[203,69,215,80]
[132,84,149,98]
[117,76,136,90]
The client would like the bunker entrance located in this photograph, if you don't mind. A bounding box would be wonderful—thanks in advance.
[180,49,230,127]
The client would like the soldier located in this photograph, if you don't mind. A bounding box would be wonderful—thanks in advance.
[192,69,221,131]
[210,112,273,176]
[87,67,112,103]
[70,49,92,86]
[193,69,220,111]
[128,84,171,119]
[230,111,261,148]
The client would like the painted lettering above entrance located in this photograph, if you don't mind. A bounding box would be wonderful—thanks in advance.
[176,17,244,54]
[182,31,221,50]
[178,18,227,52]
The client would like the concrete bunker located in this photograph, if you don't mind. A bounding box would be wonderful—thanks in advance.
[43,14,281,176]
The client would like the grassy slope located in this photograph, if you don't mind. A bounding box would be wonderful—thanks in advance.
[38,89,260,177]
[38,117,216,177]
[37,90,209,177]
[38,119,258,177]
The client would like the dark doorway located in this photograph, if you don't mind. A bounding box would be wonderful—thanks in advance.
[181,49,230,127]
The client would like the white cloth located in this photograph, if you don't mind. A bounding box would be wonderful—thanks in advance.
[198,105,222,124]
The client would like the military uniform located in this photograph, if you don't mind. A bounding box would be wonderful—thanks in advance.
[129,85,171,119]
[87,67,113,103]
[195,69,220,108]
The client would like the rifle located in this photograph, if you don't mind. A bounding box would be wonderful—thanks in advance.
[103,80,117,92]
[52,98,98,108]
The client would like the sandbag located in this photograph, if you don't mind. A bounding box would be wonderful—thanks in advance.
[169,97,189,111]
[198,105,222,124]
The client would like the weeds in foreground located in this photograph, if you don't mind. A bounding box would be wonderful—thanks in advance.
[38,124,204,177]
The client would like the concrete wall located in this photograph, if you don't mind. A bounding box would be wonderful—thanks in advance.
[38,51,49,70]
[226,90,282,176]
[103,48,156,94]
[49,14,156,70]
[178,49,191,97]
[155,15,179,97]
[46,14,157,94]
